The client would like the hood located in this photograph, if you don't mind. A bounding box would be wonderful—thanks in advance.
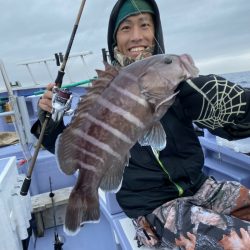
[107,0,165,64]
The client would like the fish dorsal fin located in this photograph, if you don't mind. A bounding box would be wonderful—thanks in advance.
[104,62,119,76]
[94,63,118,86]
[72,64,118,118]
[138,121,166,151]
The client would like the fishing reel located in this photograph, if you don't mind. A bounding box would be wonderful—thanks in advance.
[51,87,74,122]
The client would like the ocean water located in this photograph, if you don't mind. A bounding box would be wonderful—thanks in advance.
[219,70,250,88]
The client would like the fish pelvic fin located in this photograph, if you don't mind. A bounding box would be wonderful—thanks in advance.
[138,122,166,151]
[63,188,100,236]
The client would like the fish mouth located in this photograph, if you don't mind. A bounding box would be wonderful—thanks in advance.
[180,54,199,78]
[180,54,195,66]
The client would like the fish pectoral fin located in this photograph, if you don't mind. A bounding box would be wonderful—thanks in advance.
[154,91,179,118]
[138,122,166,151]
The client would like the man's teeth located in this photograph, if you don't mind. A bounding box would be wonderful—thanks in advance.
[130,47,145,52]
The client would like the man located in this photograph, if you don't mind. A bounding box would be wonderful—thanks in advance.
[32,0,250,249]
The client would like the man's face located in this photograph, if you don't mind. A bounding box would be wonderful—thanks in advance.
[116,13,155,59]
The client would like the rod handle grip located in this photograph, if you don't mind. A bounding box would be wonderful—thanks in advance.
[20,177,31,196]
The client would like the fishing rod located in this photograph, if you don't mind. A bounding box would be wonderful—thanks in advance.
[49,177,65,250]
[20,0,87,196]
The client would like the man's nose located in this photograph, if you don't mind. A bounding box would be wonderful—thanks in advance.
[130,26,143,41]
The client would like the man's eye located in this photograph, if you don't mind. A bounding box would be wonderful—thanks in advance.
[120,25,130,31]
[141,23,150,28]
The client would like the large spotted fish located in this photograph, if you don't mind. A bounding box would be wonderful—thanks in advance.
[55,54,199,235]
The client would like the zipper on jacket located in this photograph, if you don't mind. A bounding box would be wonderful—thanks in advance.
[151,147,184,196]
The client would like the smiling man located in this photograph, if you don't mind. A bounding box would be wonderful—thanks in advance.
[107,0,164,67]
[114,0,155,63]
[116,12,155,59]
[33,0,250,249]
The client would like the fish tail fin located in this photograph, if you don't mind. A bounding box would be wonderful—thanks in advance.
[63,189,100,235]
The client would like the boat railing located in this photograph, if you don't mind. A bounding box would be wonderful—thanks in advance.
[16,51,93,85]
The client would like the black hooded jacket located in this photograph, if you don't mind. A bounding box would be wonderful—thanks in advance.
[31,0,250,219]
[107,0,250,218]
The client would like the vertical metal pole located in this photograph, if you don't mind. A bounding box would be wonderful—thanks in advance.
[0,60,32,160]
[25,64,39,85]
[44,61,54,82]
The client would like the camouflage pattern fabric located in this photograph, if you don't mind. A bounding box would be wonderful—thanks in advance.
[133,177,250,249]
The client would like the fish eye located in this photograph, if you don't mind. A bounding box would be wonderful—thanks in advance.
[164,57,172,64]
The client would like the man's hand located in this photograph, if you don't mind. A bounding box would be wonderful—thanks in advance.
[39,83,55,113]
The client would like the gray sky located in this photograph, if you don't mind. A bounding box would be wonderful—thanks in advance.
[1,0,250,88]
